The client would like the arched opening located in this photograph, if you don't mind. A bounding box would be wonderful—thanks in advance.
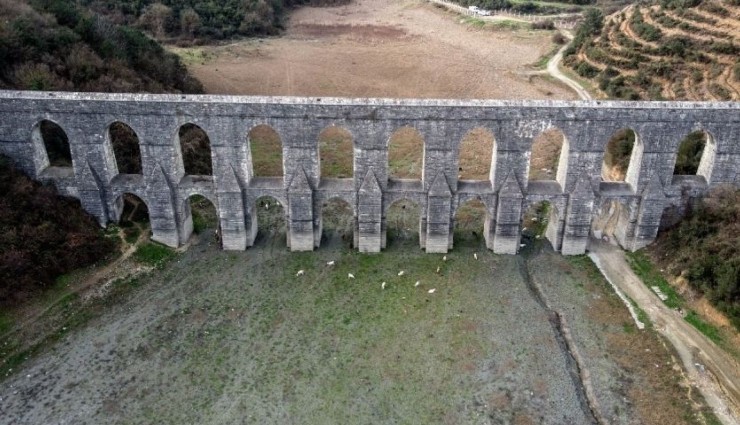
[454,199,488,247]
[522,200,559,250]
[254,196,287,246]
[528,128,565,182]
[674,131,709,175]
[116,193,150,246]
[185,195,218,236]
[386,199,421,247]
[388,127,424,180]
[320,198,354,248]
[179,123,212,176]
[459,128,494,181]
[110,122,142,175]
[248,125,283,177]
[38,120,72,168]
[319,126,353,179]
[601,129,636,182]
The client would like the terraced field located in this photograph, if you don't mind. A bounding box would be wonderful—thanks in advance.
[565,0,740,100]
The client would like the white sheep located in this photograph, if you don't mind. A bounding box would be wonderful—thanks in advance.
[327,260,335,266]
[414,281,421,287]
[381,282,387,290]
[296,270,305,276]
[474,253,478,260]
[428,288,436,294]
[348,273,355,279]
[398,270,404,277]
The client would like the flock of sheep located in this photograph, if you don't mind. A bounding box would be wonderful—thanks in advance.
[294,252,480,294]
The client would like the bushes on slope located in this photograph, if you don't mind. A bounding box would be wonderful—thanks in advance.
[652,187,740,329]
[0,156,117,304]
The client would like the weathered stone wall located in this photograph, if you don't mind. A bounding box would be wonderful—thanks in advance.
[0,91,737,254]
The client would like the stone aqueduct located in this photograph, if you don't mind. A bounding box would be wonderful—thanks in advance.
[0,91,738,255]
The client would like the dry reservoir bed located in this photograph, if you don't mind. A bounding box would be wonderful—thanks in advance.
[175,0,576,100]
[0,233,711,424]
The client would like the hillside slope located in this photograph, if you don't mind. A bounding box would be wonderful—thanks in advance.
[0,0,202,92]
[564,0,740,100]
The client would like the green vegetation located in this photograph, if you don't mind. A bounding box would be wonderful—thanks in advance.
[684,310,723,344]
[626,250,729,343]
[629,8,662,42]
[179,123,212,175]
[133,242,176,267]
[653,187,739,329]
[0,0,202,92]
[0,156,117,304]
[189,195,218,234]
[602,128,635,180]
[80,0,350,43]
[564,2,738,101]
[626,250,683,309]
[674,131,706,175]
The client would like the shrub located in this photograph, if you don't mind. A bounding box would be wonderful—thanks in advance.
[0,156,117,304]
[576,61,600,78]
[654,187,740,329]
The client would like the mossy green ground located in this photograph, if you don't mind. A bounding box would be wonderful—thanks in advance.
[1,231,715,425]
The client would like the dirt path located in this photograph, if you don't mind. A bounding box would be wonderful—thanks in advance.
[589,241,740,425]
[547,32,592,100]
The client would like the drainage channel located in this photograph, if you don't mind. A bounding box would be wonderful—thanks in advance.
[516,248,605,425]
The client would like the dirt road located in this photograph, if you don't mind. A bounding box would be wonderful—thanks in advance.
[589,241,740,425]
[547,33,592,100]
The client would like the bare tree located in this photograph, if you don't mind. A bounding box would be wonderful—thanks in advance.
[138,2,172,38]
[180,8,201,37]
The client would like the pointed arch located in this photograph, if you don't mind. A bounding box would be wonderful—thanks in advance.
[109,121,142,175]
[528,128,567,187]
[113,193,151,244]
[320,197,354,247]
[453,198,488,247]
[32,119,72,170]
[248,124,283,177]
[184,194,218,236]
[388,126,424,180]
[601,128,637,182]
[522,200,561,250]
[178,123,212,176]
[458,127,494,181]
[386,198,422,246]
[674,130,713,177]
[319,125,353,178]
[254,195,287,246]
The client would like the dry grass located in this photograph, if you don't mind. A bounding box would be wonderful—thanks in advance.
[249,125,284,177]
[528,129,563,181]
[319,126,353,178]
[388,127,424,179]
[458,128,494,180]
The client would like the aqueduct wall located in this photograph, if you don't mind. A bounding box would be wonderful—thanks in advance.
[0,91,738,254]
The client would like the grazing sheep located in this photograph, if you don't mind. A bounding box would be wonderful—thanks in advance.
[442,255,447,261]
[474,253,478,260]
[348,273,355,279]
[381,282,387,290]
[398,270,404,277]
[436,266,441,274]
[414,281,420,287]
[296,270,305,276]
[327,260,335,266]
[428,288,436,294]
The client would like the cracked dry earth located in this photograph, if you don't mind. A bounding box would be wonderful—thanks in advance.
[0,232,712,425]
